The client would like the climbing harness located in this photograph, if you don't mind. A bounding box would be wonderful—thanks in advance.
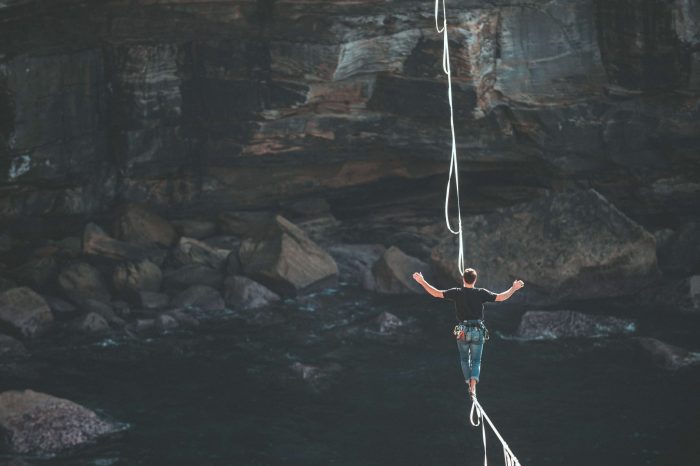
[434,1,523,465]
[453,321,490,341]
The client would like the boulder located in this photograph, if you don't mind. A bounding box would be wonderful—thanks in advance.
[127,318,156,334]
[636,275,700,314]
[516,310,636,340]
[112,259,162,297]
[162,264,224,290]
[81,300,125,327]
[155,314,179,332]
[0,389,120,454]
[170,219,217,240]
[376,311,403,334]
[238,215,338,297]
[171,285,225,312]
[218,211,275,238]
[289,361,342,391]
[110,300,131,319]
[113,203,178,247]
[83,223,166,266]
[656,221,700,277]
[371,246,428,294]
[223,276,280,311]
[11,256,57,290]
[0,334,29,361]
[328,243,385,286]
[432,190,659,302]
[138,291,170,310]
[165,309,200,328]
[52,236,83,259]
[173,237,231,270]
[42,295,78,319]
[0,287,54,338]
[635,337,700,371]
[79,312,110,333]
[226,251,242,276]
[58,262,111,304]
[202,235,241,251]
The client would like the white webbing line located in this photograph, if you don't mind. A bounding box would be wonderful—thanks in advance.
[470,397,522,466]
[435,0,465,274]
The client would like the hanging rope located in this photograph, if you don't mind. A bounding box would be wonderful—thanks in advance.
[435,0,465,275]
[470,397,522,466]
[435,2,523,465]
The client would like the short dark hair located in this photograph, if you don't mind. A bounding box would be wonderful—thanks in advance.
[463,268,477,284]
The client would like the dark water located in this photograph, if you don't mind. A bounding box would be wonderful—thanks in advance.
[1,289,698,466]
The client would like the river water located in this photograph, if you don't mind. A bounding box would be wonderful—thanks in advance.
[0,287,698,465]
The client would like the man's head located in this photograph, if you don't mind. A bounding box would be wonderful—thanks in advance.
[462,268,477,286]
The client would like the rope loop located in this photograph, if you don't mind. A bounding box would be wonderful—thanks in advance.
[434,0,464,274]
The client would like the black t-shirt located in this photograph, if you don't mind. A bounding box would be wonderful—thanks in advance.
[443,287,498,321]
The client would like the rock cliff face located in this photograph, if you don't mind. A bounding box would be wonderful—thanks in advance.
[0,0,698,235]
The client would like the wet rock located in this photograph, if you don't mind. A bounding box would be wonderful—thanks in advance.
[82,299,125,327]
[218,211,275,238]
[516,310,636,340]
[649,275,700,313]
[113,203,178,247]
[127,318,156,334]
[636,337,700,371]
[155,313,179,332]
[202,235,241,251]
[223,276,280,311]
[138,291,170,310]
[655,221,700,277]
[0,335,29,361]
[376,311,403,334]
[41,295,78,319]
[282,198,331,218]
[328,243,385,286]
[58,262,111,304]
[52,236,83,259]
[239,215,338,297]
[111,300,131,319]
[162,264,224,289]
[113,259,162,298]
[165,309,200,328]
[0,287,54,338]
[11,256,57,290]
[170,219,217,240]
[432,190,659,303]
[371,246,428,294]
[226,251,242,276]
[0,389,120,454]
[289,361,341,391]
[83,223,166,266]
[173,237,231,270]
[171,285,225,312]
[79,312,109,334]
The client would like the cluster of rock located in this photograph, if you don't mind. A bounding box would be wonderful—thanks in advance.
[0,389,125,455]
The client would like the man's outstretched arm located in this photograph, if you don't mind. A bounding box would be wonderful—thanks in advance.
[412,272,445,298]
[494,280,525,302]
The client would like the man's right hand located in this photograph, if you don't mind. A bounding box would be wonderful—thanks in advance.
[512,279,525,291]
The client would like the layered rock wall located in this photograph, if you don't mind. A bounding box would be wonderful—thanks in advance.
[0,0,698,233]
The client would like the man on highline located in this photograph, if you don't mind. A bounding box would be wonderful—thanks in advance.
[412,268,524,399]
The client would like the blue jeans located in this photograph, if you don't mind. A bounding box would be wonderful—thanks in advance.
[455,323,485,382]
